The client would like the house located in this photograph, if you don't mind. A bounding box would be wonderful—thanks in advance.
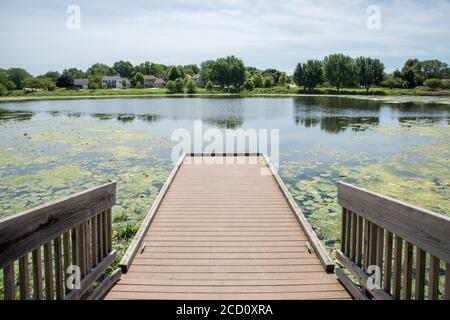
[144,75,166,88]
[73,78,89,89]
[192,74,204,87]
[101,76,127,89]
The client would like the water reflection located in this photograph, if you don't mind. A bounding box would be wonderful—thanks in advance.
[0,109,34,121]
[205,116,243,129]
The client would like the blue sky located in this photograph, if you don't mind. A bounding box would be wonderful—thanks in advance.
[0,0,449,75]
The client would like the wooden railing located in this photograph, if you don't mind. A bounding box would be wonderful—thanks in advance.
[336,182,450,300]
[0,182,120,300]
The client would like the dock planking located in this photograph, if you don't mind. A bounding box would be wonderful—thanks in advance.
[105,155,350,300]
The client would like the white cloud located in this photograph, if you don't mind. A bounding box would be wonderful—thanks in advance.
[0,0,449,74]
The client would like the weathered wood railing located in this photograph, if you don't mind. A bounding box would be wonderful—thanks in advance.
[336,182,450,300]
[0,182,120,300]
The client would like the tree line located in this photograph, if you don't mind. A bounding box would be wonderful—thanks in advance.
[0,55,449,96]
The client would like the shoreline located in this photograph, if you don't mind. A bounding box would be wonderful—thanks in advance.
[1,92,450,105]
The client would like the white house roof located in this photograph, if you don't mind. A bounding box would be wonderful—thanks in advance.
[74,78,89,86]
[102,76,123,81]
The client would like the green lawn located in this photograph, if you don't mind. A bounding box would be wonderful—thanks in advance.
[0,86,448,102]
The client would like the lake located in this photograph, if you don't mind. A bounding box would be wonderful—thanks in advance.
[0,96,449,253]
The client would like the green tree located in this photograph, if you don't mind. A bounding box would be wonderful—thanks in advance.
[133,72,145,88]
[186,79,197,94]
[323,54,354,91]
[420,60,449,79]
[167,66,185,81]
[401,59,423,88]
[22,77,48,90]
[263,75,274,88]
[253,74,264,87]
[278,72,289,85]
[62,68,86,79]
[5,80,16,91]
[303,60,323,90]
[424,78,442,90]
[262,69,281,84]
[87,63,112,77]
[210,56,246,88]
[38,71,60,82]
[0,83,6,96]
[200,60,215,83]
[293,63,304,86]
[184,64,200,76]
[381,75,403,89]
[112,61,134,78]
[174,78,185,93]
[205,80,214,91]
[244,79,255,91]
[56,75,74,88]
[354,57,384,92]
[6,68,31,89]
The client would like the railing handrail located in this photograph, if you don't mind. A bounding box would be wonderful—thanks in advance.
[337,182,450,263]
[336,182,450,300]
[0,182,116,269]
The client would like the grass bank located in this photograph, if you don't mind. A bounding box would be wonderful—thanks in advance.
[0,86,449,104]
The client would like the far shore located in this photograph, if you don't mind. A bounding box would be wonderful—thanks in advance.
[1,92,450,106]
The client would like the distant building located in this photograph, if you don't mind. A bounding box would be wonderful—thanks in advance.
[144,75,166,88]
[192,74,204,87]
[73,78,89,90]
[101,76,127,89]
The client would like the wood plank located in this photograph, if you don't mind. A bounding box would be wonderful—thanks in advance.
[345,210,351,256]
[105,291,351,300]
[262,154,334,273]
[415,248,426,300]
[402,242,413,300]
[356,215,363,266]
[98,212,104,260]
[87,268,121,300]
[63,231,71,295]
[383,231,393,293]
[3,263,15,300]
[336,268,369,300]
[376,226,384,289]
[132,258,321,266]
[428,256,440,300]
[91,215,98,267]
[350,212,357,261]
[19,254,30,300]
[363,219,370,270]
[65,251,116,300]
[336,250,393,300]
[445,263,450,300]
[44,242,54,299]
[32,248,42,300]
[54,236,64,299]
[0,182,116,269]
[393,236,403,299]
[337,182,450,263]
[120,154,185,272]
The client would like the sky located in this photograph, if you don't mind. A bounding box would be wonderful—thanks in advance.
[0,0,449,75]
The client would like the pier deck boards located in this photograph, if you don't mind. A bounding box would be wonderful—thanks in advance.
[105,155,350,300]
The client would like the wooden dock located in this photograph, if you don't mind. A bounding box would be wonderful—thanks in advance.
[1,153,449,300]
[105,154,350,300]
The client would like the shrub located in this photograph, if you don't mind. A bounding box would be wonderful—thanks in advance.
[424,78,442,90]
[0,83,6,96]
[206,80,214,91]
[174,78,185,93]
[244,79,255,91]
[441,80,450,90]
[5,80,16,91]
[166,80,176,94]
[186,79,197,94]
[89,82,100,90]
[264,76,274,88]
[22,77,48,90]
[114,223,139,241]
